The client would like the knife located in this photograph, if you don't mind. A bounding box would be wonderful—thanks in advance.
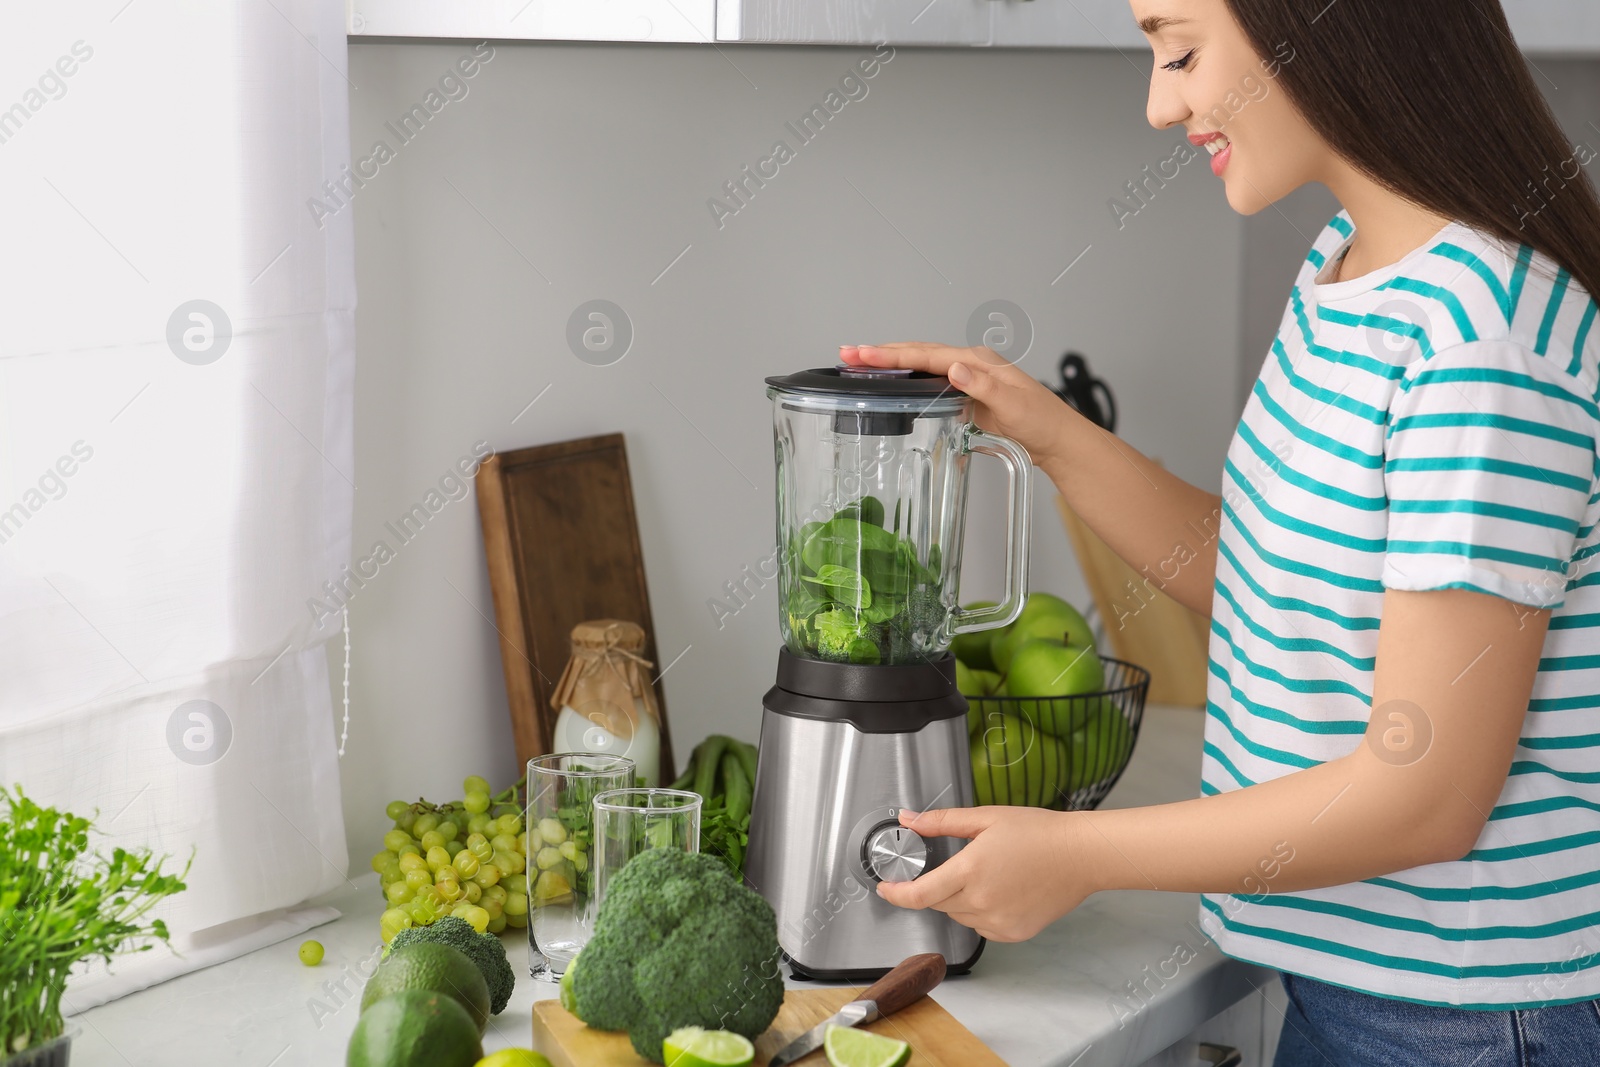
[768,953,948,1067]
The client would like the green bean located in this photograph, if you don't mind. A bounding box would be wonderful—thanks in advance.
[693,736,728,802]
[720,751,752,825]
[731,739,758,789]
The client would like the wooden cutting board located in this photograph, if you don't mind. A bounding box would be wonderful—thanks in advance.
[533,987,1006,1066]
[475,433,678,777]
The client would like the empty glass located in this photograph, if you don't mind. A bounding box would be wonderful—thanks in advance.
[525,752,635,980]
[590,788,703,915]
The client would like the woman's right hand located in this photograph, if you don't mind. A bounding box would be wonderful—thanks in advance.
[838,342,1082,467]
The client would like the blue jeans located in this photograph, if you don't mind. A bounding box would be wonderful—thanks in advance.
[1273,972,1600,1066]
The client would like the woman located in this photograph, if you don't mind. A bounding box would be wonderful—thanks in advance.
[844,1,1600,1062]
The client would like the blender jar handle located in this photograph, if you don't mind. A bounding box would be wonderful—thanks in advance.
[949,427,1033,639]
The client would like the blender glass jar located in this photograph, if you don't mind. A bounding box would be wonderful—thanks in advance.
[766,366,1031,665]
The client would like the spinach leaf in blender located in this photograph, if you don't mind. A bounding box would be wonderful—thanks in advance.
[800,517,899,572]
[801,564,871,609]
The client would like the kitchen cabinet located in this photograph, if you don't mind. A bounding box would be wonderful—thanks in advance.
[1136,977,1290,1067]
[346,0,716,43]
[713,0,1145,48]
[1135,990,1267,1067]
[988,0,1145,49]
[347,0,1600,51]
[1503,0,1600,55]
[713,0,991,46]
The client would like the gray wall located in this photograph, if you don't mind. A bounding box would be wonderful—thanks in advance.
[1235,183,1339,411]
[335,40,1247,856]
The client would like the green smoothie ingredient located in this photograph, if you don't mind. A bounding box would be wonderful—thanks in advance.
[346,989,482,1067]
[783,499,946,666]
[952,592,1138,805]
[360,942,490,1035]
[823,1025,912,1067]
[672,735,759,876]
[386,915,515,1016]
[567,849,783,1063]
[663,1027,756,1067]
[372,774,533,944]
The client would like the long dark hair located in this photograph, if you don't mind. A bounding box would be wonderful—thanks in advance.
[1224,0,1600,305]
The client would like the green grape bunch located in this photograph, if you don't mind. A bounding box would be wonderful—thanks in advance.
[370,774,532,943]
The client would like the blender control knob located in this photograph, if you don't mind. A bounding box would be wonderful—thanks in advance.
[863,823,928,883]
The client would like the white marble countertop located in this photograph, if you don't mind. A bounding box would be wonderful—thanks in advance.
[68,704,1273,1067]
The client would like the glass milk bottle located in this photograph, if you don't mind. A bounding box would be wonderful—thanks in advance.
[548,619,661,786]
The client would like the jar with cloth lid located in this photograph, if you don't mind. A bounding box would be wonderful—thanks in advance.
[548,619,662,786]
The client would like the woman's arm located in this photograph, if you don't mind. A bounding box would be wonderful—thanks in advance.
[877,586,1549,942]
[842,344,1222,616]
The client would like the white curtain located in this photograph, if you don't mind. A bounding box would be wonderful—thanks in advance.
[0,0,355,1006]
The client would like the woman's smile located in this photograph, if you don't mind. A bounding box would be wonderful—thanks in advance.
[1189,130,1233,175]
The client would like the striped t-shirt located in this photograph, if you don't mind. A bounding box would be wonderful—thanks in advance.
[1199,210,1600,1008]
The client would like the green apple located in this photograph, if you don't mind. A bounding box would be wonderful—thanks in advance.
[966,696,1000,737]
[1018,593,1093,645]
[1006,639,1104,697]
[1006,639,1106,737]
[954,660,1001,697]
[950,601,998,669]
[991,599,1096,674]
[1065,702,1135,793]
[991,618,1065,674]
[955,658,979,697]
[969,712,1070,806]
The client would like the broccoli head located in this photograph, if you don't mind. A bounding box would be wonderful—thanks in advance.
[387,916,515,1014]
[814,609,881,665]
[569,848,784,1062]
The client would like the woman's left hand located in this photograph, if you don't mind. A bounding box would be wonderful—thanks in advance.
[875,806,1098,942]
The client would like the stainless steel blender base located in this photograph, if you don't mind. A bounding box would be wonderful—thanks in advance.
[744,702,984,978]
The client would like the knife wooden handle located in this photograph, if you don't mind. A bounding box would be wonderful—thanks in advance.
[861,953,947,1018]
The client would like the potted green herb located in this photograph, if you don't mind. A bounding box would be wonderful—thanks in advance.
[0,786,188,1066]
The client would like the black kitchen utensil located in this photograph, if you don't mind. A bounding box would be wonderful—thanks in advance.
[1049,351,1117,433]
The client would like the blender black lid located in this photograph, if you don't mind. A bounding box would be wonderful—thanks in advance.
[765,365,954,399]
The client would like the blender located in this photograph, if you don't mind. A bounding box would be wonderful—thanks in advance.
[744,365,1032,979]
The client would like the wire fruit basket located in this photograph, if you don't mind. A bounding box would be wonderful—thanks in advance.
[967,656,1150,811]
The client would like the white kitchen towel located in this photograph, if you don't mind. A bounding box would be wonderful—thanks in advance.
[0,0,357,1003]
[60,906,344,1017]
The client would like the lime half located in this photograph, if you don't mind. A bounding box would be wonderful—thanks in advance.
[663,1027,755,1067]
[824,1025,911,1067]
[558,955,579,1014]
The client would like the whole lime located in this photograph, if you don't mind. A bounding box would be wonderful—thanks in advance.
[474,1051,553,1067]
[360,942,491,1035]
[347,989,483,1067]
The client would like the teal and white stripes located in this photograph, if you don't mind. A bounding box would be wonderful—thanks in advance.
[1200,211,1600,1008]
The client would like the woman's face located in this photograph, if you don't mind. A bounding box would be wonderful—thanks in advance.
[1130,0,1325,214]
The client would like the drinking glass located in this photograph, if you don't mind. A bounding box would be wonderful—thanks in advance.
[590,788,703,916]
[525,752,635,980]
